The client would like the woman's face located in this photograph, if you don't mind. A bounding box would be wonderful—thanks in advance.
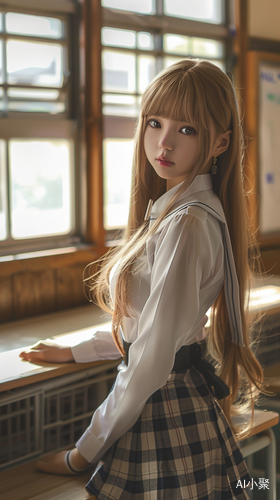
[144,116,210,191]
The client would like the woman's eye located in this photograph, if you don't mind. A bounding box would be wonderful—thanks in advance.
[148,119,160,128]
[181,126,195,135]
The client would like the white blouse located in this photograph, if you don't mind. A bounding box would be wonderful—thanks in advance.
[72,174,226,463]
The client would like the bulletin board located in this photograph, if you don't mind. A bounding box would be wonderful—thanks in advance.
[245,52,280,246]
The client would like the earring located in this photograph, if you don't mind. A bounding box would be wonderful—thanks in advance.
[211,156,218,175]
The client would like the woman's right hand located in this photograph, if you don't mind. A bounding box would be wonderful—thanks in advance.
[19,341,74,364]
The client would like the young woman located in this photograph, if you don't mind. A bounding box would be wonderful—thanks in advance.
[20,59,264,499]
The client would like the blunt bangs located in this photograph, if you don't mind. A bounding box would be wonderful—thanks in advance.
[140,62,211,131]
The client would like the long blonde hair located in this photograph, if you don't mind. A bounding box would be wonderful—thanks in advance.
[86,59,264,439]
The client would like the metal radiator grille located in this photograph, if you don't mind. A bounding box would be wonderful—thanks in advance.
[43,375,112,452]
[0,364,117,471]
[0,393,42,467]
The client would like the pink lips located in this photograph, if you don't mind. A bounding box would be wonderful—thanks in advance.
[156,156,174,167]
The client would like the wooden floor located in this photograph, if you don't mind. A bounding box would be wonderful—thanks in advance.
[0,410,278,499]
[0,460,95,500]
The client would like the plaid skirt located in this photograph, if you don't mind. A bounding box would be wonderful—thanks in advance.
[86,368,250,500]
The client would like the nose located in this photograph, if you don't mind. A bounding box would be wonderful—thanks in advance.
[158,130,173,151]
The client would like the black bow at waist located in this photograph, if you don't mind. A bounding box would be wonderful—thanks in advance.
[122,340,230,401]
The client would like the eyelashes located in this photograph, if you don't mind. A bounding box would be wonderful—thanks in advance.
[147,118,196,135]
[147,118,160,128]
[180,126,196,135]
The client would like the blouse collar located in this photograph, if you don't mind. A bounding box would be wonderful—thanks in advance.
[150,174,213,221]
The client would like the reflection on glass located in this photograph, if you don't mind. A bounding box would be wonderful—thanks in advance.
[138,56,156,93]
[163,34,189,55]
[103,138,133,228]
[6,13,62,39]
[103,94,139,117]
[102,28,136,48]
[103,51,135,93]
[7,40,63,87]
[0,40,3,84]
[164,0,222,24]
[191,37,223,58]
[137,32,153,50]
[0,140,7,241]
[102,0,154,15]
[10,140,73,238]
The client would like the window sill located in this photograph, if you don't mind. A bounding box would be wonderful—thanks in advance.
[0,304,117,393]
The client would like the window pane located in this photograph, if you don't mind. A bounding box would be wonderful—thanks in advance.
[0,40,3,84]
[8,88,60,99]
[7,88,65,113]
[191,37,223,58]
[103,139,133,229]
[163,56,184,69]
[0,141,7,241]
[137,32,154,50]
[103,51,136,93]
[103,94,139,117]
[163,34,189,55]
[10,140,73,239]
[0,88,4,111]
[8,100,65,113]
[102,0,154,15]
[164,0,223,24]
[102,28,136,48]
[138,55,156,93]
[0,13,2,32]
[6,13,63,39]
[164,56,224,71]
[7,40,63,87]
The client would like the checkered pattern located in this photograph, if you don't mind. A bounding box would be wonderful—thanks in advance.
[86,368,250,499]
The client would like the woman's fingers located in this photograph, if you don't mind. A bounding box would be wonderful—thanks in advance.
[19,344,74,363]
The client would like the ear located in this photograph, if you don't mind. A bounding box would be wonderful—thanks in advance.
[212,130,231,157]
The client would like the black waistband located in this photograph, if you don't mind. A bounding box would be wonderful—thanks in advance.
[122,340,230,400]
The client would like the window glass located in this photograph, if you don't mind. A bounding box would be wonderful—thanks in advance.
[164,56,224,71]
[0,40,3,84]
[102,0,155,15]
[103,139,134,229]
[102,51,136,93]
[0,13,2,32]
[0,87,3,111]
[137,32,154,50]
[164,0,223,24]
[7,40,63,87]
[138,55,156,93]
[163,56,184,69]
[163,34,189,55]
[6,13,63,39]
[102,28,136,48]
[7,88,65,113]
[103,94,139,117]
[0,141,7,241]
[9,140,73,239]
[191,37,223,58]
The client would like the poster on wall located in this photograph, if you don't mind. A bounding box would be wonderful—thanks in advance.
[259,62,280,234]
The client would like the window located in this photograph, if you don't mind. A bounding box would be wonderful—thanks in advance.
[0,2,80,255]
[101,0,231,233]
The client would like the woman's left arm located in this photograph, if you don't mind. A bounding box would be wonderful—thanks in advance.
[75,212,217,464]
